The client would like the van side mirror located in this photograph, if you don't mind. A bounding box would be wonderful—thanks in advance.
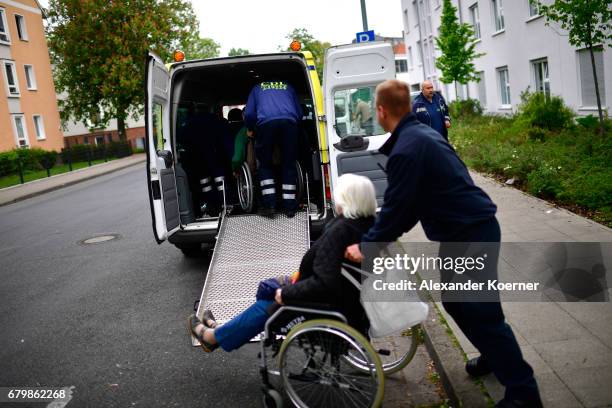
[157,150,174,168]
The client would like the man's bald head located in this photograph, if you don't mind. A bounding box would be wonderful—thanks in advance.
[421,80,434,100]
[375,79,412,119]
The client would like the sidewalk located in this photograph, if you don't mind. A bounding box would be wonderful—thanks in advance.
[0,154,146,207]
[401,172,612,407]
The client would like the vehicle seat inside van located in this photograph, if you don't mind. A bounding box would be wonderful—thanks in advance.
[227,107,244,137]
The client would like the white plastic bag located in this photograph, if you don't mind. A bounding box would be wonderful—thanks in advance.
[342,263,429,338]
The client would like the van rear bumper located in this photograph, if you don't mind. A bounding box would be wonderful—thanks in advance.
[168,228,218,245]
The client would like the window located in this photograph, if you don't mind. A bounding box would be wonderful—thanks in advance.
[470,4,481,39]
[15,14,27,41]
[532,59,550,98]
[153,103,165,150]
[33,115,45,139]
[578,47,606,107]
[395,59,408,73]
[408,46,414,69]
[0,8,10,43]
[24,65,36,90]
[12,115,29,147]
[492,0,505,32]
[333,86,384,137]
[477,71,487,106]
[528,0,539,17]
[497,67,511,106]
[95,136,104,145]
[83,136,89,145]
[3,61,20,96]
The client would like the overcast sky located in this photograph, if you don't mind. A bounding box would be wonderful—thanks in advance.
[38,0,404,56]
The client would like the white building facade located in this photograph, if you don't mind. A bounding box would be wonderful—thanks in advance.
[400,0,611,116]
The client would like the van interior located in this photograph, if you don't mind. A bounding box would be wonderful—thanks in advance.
[170,56,325,225]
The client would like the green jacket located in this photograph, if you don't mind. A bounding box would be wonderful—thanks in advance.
[231,126,249,171]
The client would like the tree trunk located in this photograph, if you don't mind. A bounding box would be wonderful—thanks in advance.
[454,81,460,101]
[588,44,605,136]
[117,117,127,141]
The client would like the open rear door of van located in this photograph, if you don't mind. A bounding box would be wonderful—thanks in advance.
[323,42,395,206]
[145,52,180,244]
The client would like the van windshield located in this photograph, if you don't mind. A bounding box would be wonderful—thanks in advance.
[333,85,385,138]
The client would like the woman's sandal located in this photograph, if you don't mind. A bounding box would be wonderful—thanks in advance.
[202,309,218,329]
[187,314,219,353]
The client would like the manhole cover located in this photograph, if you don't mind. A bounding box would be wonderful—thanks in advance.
[78,234,121,246]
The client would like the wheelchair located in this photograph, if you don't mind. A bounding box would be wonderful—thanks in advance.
[236,137,305,213]
[258,304,384,408]
[258,304,421,407]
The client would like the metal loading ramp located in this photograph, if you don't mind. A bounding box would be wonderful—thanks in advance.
[193,212,310,345]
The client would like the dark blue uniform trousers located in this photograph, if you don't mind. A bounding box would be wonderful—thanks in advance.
[440,217,540,401]
[255,119,298,211]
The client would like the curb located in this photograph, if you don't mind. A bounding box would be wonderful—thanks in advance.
[0,156,146,207]
[421,302,491,408]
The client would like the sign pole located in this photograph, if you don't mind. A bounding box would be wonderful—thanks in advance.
[360,0,368,31]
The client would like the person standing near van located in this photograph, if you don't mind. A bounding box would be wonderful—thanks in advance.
[412,80,451,140]
[346,80,542,408]
[244,80,303,218]
[353,97,373,134]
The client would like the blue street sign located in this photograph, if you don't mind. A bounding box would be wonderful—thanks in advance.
[356,30,375,43]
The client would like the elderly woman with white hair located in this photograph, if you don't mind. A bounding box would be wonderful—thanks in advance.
[189,173,377,353]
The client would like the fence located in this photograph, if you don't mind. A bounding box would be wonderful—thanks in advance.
[0,141,133,187]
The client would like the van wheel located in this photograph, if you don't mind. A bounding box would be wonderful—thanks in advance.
[175,243,202,257]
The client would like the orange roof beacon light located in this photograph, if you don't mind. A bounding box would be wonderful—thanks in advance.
[290,40,302,52]
[173,50,185,63]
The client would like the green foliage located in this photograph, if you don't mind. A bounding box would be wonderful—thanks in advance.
[537,0,611,49]
[228,48,250,57]
[448,98,483,119]
[61,141,132,163]
[39,151,59,170]
[435,0,484,87]
[185,37,221,60]
[517,91,575,131]
[282,28,331,80]
[47,0,205,137]
[450,113,612,226]
[537,0,611,134]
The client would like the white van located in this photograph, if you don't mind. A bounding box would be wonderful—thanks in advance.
[145,42,395,255]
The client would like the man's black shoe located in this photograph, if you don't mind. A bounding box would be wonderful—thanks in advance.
[465,356,492,377]
[284,209,296,218]
[259,207,275,219]
[495,397,543,408]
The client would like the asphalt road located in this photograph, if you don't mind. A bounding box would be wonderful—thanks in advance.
[0,165,263,407]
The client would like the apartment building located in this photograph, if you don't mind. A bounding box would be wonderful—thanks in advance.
[400,0,611,115]
[0,0,63,151]
[63,115,146,150]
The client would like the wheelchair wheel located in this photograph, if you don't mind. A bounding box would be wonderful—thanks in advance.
[237,162,255,213]
[277,319,384,408]
[344,325,420,375]
[262,388,283,408]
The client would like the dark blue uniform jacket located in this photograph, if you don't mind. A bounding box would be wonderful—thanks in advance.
[244,81,303,129]
[412,92,451,140]
[362,113,497,244]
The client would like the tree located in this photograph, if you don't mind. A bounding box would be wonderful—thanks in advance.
[228,48,250,57]
[537,0,611,135]
[282,28,331,80]
[47,0,213,139]
[185,37,220,60]
[434,0,484,100]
